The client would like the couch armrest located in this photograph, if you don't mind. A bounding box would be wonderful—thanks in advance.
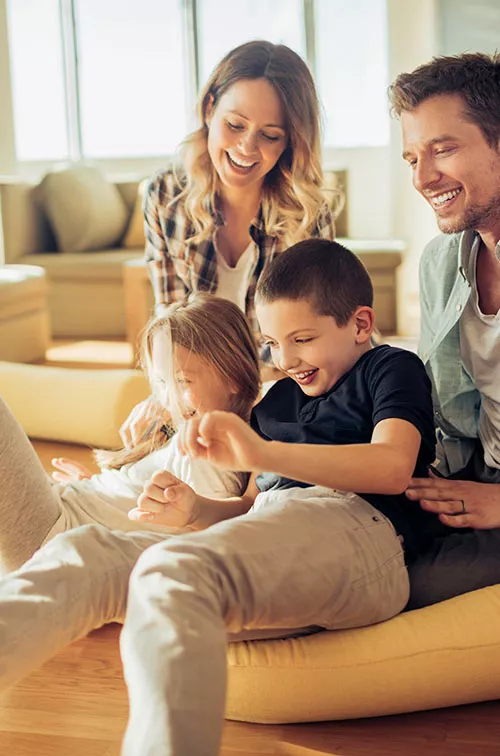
[0,181,57,263]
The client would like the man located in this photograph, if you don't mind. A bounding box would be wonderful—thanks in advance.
[388,52,500,608]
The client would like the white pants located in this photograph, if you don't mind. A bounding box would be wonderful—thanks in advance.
[0,484,408,756]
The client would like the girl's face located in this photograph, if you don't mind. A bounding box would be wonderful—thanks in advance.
[152,334,235,419]
[206,78,288,194]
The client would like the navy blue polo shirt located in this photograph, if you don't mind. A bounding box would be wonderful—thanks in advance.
[250,345,438,558]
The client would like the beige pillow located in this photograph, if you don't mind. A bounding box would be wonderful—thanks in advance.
[36,166,129,254]
[123,179,147,249]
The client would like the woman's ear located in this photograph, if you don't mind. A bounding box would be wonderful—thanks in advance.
[205,94,215,127]
[353,306,375,344]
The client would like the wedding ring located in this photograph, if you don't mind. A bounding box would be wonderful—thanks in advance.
[460,499,467,515]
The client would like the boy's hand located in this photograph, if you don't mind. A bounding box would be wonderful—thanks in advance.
[128,470,198,528]
[51,458,93,484]
[179,411,267,472]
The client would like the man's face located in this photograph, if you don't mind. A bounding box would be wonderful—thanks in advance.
[401,93,500,238]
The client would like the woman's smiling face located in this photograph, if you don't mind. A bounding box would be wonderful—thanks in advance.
[206,77,288,193]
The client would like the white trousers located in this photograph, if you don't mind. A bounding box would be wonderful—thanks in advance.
[0,485,408,756]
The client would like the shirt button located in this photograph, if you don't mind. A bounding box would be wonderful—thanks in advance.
[456,303,463,312]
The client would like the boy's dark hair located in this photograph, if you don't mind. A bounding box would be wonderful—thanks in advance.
[256,239,373,326]
[388,52,500,148]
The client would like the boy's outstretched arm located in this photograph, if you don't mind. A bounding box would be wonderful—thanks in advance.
[183,412,421,496]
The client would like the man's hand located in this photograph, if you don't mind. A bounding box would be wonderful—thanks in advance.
[129,470,197,528]
[406,472,500,529]
[51,458,93,484]
[179,411,267,472]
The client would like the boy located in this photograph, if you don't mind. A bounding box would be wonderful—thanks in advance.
[120,239,437,756]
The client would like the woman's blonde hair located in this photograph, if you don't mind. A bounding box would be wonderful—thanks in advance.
[174,40,340,247]
[95,294,261,469]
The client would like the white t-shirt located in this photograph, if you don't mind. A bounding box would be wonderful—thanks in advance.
[45,434,245,541]
[215,239,258,312]
[460,246,500,469]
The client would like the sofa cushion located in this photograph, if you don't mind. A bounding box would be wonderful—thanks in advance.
[0,362,150,448]
[21,250,143,281]
[123,179,147,249]
[36,167,129,254]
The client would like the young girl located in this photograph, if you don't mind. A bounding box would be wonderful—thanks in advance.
[121,39,340,446]
[0,294,260,576]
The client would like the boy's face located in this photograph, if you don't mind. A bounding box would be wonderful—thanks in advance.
[401,93,500,238]
[256,298,372,397]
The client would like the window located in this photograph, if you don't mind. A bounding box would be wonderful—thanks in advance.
[197,0,305,85]
[74,0,188,158]
[7,0,390,163]
[7,0,69,161]
[315,0,390,148]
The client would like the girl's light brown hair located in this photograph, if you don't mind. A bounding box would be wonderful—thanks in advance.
[96,294,260,469]
[173,40,341,247]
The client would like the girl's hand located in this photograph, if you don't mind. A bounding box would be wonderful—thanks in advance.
[51,458,93,484]
[119,397,171,449]
[129,470,198,528]
[179,411,267,472]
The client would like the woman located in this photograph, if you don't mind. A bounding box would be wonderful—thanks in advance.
[122,39,339,445]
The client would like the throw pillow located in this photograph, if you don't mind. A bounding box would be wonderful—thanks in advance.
[36,166,129,254]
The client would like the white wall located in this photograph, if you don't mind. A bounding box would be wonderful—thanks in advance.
[324,146,392,240]
[0,0,16,176]
[387,0,440,335]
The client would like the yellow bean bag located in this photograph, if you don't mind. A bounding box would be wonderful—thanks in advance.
[2,363,498,722]
[226,584,500,722]
[0,361,149,448]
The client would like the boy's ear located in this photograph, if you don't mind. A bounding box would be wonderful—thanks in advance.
[353,306,375,344]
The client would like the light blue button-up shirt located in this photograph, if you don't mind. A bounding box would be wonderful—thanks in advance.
[418,229,499,475]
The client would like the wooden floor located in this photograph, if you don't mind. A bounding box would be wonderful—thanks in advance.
[2,621,500,756]
[1,443,499,755]
[1,341,500,754]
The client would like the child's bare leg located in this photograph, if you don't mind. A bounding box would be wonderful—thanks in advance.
[0,397,61,574]
[0,524,165,691]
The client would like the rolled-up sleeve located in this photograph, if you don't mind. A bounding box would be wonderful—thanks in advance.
[143,172,189,312]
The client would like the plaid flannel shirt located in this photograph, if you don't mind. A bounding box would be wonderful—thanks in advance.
[144,169,335,342]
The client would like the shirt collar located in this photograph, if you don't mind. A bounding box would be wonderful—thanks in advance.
[459,230,500,282]
[459,230,481,283]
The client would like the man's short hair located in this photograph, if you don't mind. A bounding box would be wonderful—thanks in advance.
[388,52,500,148]
[256,239,373,326]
